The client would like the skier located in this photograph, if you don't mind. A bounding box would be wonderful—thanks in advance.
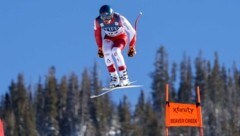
[94,5,137,88]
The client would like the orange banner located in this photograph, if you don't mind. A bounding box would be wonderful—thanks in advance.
[0,119,4,136]
[166,102,202,127]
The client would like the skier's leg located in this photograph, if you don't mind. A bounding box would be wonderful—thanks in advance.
[112,39,130,86]
[112,47,126,69]
[102,39,120,87]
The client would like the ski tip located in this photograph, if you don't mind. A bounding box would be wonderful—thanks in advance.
[139,12,143,15]
[90,95,97,99]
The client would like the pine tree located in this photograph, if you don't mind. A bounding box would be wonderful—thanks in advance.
[57,75,68,135]
[221,67,234,135]
[118,95,133,136]
[132,91,145,136]
[80,69,96,136]
[2,93,18,136]
[133,91,161,136]
[43,67,59,136]
[64,73,81,136]
[143,100,161,136]
[206,53,225,135]
[150,46,169,133]
[194,51,211,136]
[209,53,224,104]
[151,46,169,112]
[178,53,193,103]
[10,74,38,136]
[194,51,208,104]
[169,62,178,101]
[231,62,240,135]
[91,62,113,136]
[35,79,45,136]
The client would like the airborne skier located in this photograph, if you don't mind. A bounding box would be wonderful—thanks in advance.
[94,5,137,88]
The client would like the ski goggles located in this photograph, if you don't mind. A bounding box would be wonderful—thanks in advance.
[100,13,113,21]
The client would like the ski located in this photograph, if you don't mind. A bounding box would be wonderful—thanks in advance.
[90,81,142,99]
[101,80,137,91]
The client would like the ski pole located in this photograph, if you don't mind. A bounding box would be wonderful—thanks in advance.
[134,12,142,31]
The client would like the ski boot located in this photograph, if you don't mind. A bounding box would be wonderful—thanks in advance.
[119,70,130,86]
[109,72,120,88]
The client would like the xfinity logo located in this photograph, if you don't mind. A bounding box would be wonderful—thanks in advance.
[173,107,194,114]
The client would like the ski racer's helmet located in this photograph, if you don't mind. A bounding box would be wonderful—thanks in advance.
[99,5,114,20]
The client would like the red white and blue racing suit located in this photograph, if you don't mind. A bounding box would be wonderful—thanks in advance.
[94,12,136,73]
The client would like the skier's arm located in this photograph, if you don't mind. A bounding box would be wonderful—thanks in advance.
[94,19,103,49]
[120,16,136,48]
[94,19,104,58]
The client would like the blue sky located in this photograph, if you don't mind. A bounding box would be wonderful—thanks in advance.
[1,0,240,104]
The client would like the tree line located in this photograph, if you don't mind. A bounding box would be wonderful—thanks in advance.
[0,46,239,136]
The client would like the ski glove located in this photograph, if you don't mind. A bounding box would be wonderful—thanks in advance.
[128,47,136,57]
[98,48,104,58]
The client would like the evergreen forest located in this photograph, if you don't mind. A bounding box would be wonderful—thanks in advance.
[0,46,240,136]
